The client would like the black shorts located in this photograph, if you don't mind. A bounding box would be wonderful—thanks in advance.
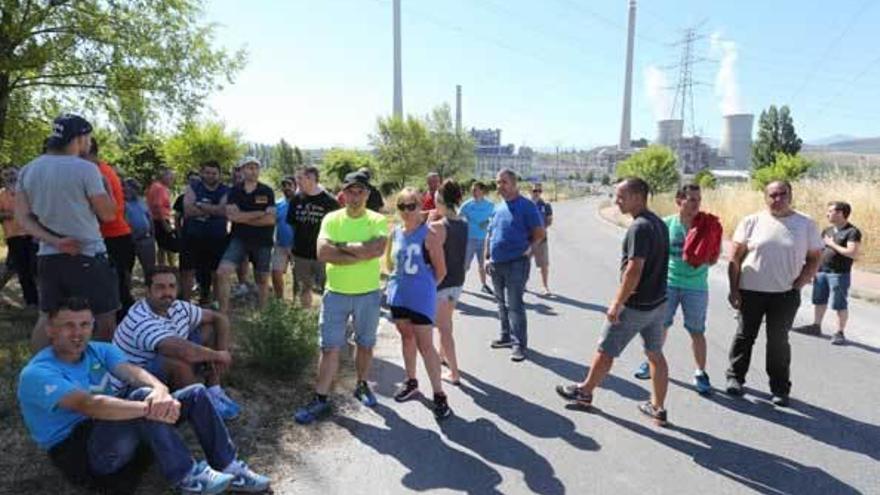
[153,221,179,253]
[38,254,120,315]
[389,305,433,325]
[180,236,228,272]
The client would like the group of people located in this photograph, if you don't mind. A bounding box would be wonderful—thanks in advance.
[6,112,862,493]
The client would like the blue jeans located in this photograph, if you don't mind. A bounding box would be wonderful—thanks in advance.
[87,384,236,484]
[490,257,529,349]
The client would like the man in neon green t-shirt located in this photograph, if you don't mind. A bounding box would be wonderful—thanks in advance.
[634,184,720,396]
[294,172,388,424]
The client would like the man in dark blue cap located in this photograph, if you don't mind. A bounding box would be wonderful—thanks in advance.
[15,114,121,350]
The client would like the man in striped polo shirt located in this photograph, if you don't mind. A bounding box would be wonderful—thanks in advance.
[113,266,240,419]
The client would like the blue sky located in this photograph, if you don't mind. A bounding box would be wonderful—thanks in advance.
[206,0,880,149]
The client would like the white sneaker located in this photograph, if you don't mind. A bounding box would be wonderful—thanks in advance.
[224,459,271,493]
[178,460,233,494]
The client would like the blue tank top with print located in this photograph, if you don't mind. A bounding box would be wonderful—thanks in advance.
[386,223,437,322]
[185,181,229,239]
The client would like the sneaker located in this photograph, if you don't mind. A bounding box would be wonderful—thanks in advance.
[693,371,712,396]
[481,284,494,295]
[792,323,821,336]
[178,460,234,494]
[638,401,668,426]
[510,347,526,362]
[542,287,552,297]
[771,394,790,407]
[394,378,420,402]
[555,383,593,406]
[294,397,331,425]
[725,378,744,397]
[633,361,651,380]
[490,338,514,349]
[353,381,377,407]
[433,393,452,420]
[224,459,270,493]
[231,284,249,298]
[210,387,242,418]
[831,332,846,345]
[207,392,239,421]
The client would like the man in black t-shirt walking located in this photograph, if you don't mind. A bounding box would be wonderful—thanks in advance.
[555,177,671,425]
[793,201,862,344]
[287,165,339,307]
[216,157,275,313]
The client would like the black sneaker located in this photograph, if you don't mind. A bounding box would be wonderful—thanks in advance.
[490,338,514,349]
[433,393,452,420]
[771,394,790,407]
[638,401,668,426]
[831,332,846,345]
[555,384,593,406]
[481,284,494,295]
[510,347,526,362]
[725,378,744,397]
[394,378,419,402]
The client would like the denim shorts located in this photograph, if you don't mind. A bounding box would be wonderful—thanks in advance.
[437,286,463,304]
[664,286,709,334]
[812,272,851,310]
[319,290,382,349]
[597,304,665,358]
[220,238,272,274]
[464,238,486,271]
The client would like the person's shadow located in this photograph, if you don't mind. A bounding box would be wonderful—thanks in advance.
[672,377,880,462]
[595,409,861,494]
[456,300,498,319]
[532,292,608,314]
[527,348,650,401]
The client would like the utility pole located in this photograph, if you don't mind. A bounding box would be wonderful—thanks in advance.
[554,145,560,202]
[393,0,403,118]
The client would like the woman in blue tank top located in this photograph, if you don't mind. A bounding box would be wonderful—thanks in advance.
[385,188,451,419]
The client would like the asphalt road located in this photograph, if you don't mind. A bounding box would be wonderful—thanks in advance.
[279,198,880,495]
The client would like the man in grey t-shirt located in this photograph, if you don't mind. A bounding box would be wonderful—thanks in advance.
[15,114,120,349]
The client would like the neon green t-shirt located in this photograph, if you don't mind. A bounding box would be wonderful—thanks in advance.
[665,215,709,291]
[318,208,389,294]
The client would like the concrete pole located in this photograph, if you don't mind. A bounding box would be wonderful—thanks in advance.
[393,0,403,119]
[618,0,636,150]
[455,85,462,134]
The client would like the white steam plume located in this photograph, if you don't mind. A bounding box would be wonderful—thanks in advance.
[711,32,744,115]
[644,65,672,121]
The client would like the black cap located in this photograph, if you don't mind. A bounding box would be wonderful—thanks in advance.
[46,114,93,147]
[341,171,370,190]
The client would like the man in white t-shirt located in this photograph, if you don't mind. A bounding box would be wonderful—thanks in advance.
[726,180,823,406]
[114,266,241,419]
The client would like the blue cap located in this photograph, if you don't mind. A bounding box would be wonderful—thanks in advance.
[46,114,93,147]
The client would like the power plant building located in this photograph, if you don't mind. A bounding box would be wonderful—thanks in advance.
[470,128,533,179]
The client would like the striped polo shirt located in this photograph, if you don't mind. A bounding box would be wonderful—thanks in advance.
[113,299,203,369]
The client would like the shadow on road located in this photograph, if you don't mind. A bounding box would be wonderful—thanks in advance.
[334,404,504,494]
[531,292,608,314]
[595,410,861,495]
[456,300,498,319]
[671,377,880,462]
[527,349,649,401]
[791,330,880,355]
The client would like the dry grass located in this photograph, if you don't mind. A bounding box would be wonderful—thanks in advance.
[649,177,880,270]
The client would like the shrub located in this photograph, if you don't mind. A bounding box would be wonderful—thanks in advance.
[616,145,680,194]
[752,152,813,190]
[695,169,717,189]
[240,299,318,378]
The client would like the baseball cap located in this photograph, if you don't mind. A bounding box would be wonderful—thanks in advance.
[237,156,261,168]
[46,114,93,147]
[341,171,370,190]
[357,167,372,180]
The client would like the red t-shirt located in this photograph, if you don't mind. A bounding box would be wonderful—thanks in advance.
[422,191,436,211]
[147,181,172,221]
[97,162,131,238]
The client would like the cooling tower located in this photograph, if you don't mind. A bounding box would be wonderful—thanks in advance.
[656,119,683,147]
[719,113,754,169]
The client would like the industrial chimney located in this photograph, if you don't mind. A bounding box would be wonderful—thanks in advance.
[719,113,754,169]
[393,0,403,118]
[618,0,637,150]
[455,85,462,134]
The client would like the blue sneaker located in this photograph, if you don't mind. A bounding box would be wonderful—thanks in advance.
[634,361,650,380]
[294,397,331,425]
[212,387,242,418]
[208,391,239,421]
[354,381,377,407]
[694,371,712,395]
[224,459,270,493]
[178,460,233,494]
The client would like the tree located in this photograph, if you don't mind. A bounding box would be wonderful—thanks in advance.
[585,170,595,183]
[0,0,246,150]
[272,138,302,176]
[615,145,680,195]
[370,115,435,188]
[601,174,611,186]
[163,121,245,180]
[752,105,802,169]
[321,149,378,187]
[116,134,166,188]
[752,153,813,190]
[694,169,717,189]
[425,104,475,179]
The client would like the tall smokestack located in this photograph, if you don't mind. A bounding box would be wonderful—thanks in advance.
[393,0,403,118]
[618,0,637,150]
[455,85,462,134]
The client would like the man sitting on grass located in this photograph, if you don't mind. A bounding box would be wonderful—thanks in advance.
[113,266,241,420]
[17,297,269,494]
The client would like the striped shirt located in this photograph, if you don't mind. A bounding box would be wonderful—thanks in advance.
[113,299,203,368]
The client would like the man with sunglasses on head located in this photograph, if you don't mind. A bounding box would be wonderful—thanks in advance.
[725,180,822,407]
[529,183,553,296]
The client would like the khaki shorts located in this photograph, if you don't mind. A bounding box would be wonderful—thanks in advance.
[293,256,326,294]
[533,239,549,268]
[271,246,293,272]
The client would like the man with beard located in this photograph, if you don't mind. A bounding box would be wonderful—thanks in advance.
[181,161,229,305]
[271,176,297,299]
[113,266,240,419]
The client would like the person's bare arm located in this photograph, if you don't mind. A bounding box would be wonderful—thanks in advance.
[15,189,80,254]
[317,238,362,265]
[793,250,822,290]
[156,336,231,365]
[183,185,202,218]
[526,226,546,256]
[607,258,644,323]
[89,193,117,223]
[727,242,748,309]
[825,237,860,259]
[426,222,447,285]
[545,215,553,228]
[226,204,273,225]
[58,390,150,421]
[341,236,387,259]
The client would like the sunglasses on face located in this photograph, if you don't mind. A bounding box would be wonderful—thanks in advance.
[397,202,418,212]
[533,189,542,193]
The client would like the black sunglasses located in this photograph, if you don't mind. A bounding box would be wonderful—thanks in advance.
[532,189,543,193]
[397,202,418,212]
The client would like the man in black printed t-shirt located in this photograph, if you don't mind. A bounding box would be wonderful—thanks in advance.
[216,157,275,313]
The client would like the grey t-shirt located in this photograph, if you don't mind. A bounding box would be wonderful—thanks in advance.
[621,210,669,310]
[19,154,108,256]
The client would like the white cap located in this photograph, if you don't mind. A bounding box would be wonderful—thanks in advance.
[237,156,261,168]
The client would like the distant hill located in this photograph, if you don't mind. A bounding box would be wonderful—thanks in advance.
[807,134,857,146]
[804,137,880,154]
